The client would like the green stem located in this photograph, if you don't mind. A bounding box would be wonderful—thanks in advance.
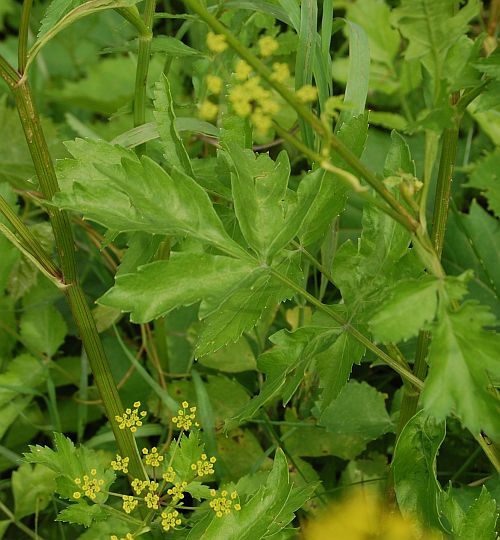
[115,6,149,35]
[269,268,423,390]
[134,0,156,127]
[291,240,335,286]
[181,0,419,233]
[0,500,45,540]
[18,0,33,74]
[10,78,146,481]
[0,193,62,279]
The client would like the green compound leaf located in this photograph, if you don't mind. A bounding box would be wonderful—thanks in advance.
[223,142,323,260]
[391,0,478,98]
[393,410,447,532]
[12,463,57,520]
[99,253,257,323]
[465,150,500,219]
[422,302,500,438]
[190,449,311,540]
[54,140,244,256]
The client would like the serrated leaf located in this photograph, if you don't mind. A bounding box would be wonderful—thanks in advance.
[24,433,115,503]
[422,302,500,437]
[154,75,194,176]
[55,142,244,256]
[369,277,440,342]
[465,150,500,218]
[442,486,498,539]
[38,0,83,38]
[28,0,140,73]
[393,410,447,531]
[443,202,500,317]
[318,381,393,456]
[391,0,478,97]
[56,501,107,527]
[99,253,257,323]
[20,304,67,357]
[224,143,323,260]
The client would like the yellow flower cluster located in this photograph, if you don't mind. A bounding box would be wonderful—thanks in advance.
[172,401,199,430]
[207,75,223,95]
[199,100,219,121]
[258,35,279,57]
[122,495,138,514]
[110,454,129,474]
[142,447,164,467]
[235,59,252,81]
[191,453,216,477]
[161,509,182,532]
[131,478,158,496]
[110,534,134,540]
[167,481,188,502]
[206,32,228,53]
[270,62,290,83]
[115,401,147,433]
[73,469,104,500]
[162,466,176,483]
[145,490,160,509]
[209,489,241,518]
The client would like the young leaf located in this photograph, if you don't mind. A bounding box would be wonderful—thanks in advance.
[12,464,57,520]
[369,276,440,343]
[318,381,394,454]
[154,75,195,177]
[443,202,500,318]
[465,150,500,219]
[20,304,67,357]
[38,0,83,38]
[55,144,244,256]
[392,410,447,531]
[56,501,107,528]
[422,302,500,438]
[99,253,257,323]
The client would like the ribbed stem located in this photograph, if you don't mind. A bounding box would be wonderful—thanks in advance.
[11,78,146,481]
[134,0,156,127]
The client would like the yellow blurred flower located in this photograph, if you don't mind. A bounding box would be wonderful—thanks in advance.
[258,35,279,57]
[207,75,223,94]
[207,32,228,53]
[199,100,219,122]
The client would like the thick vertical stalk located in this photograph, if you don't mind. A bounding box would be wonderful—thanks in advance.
[134,0,156,127]
[12,78,146,481]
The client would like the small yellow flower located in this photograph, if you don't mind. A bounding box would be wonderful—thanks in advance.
[235,59,252,80]
[210,489,241,517]
[167,481,188,502]
[110,534,134,540]
[122,495,138,514]
[115,401,147,433]
[270,62,290,83]
[199,100,219,121]
[73,469,105,501]
[258,35,279,57]
[172,402,199,430]
[145,491,160,509]
[191,453,216,477]
[206,75,223,94]
[162,466,176,483]
[161,509,182,532]
[296,84,318,103]
[207,32,228,53]
[111,454,129,474]
[131,478,149,495]
[142,447,164,467]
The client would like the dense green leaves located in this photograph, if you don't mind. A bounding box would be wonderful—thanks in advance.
[466,150,500,218]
